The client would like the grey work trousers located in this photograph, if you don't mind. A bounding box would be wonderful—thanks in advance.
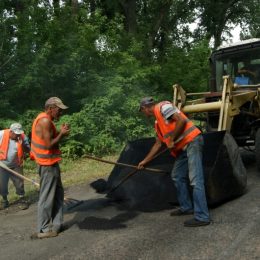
[37,163,64,233]
[0,165,25,197]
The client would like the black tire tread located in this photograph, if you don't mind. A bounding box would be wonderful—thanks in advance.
[255,128,260,171]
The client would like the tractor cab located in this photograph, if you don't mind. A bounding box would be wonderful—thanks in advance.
[209,38,260,92]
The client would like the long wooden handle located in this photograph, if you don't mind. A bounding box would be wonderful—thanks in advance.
[84,154,166,173]
[0,161,83,208]
[108,147,169,194]
[0,161,40,187]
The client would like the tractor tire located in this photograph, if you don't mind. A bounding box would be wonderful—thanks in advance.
[255,128,260,171]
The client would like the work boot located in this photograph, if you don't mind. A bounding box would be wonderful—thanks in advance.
[184,218,211,227]
[30,231,58,240]
[17,196,29,210]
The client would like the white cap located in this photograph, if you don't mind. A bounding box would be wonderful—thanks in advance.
[161,104,175,121]
[10,123,24,135]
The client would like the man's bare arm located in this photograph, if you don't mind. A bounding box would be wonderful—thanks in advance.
[137,138,162,169]
[167,112,186,148]
[37,118,70,149]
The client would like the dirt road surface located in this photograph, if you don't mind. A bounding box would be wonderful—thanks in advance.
[0,155,259,260]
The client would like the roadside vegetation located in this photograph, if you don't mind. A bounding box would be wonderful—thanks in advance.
[1,1,259,202]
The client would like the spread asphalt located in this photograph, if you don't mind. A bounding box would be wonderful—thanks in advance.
[0,153,259,260]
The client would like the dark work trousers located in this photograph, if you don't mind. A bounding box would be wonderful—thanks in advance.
[37,163,64,233]
[0,165,25,197]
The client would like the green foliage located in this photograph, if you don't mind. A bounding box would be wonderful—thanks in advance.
[18,110,40,136]
[194,0,259,48]
[0,119,15,130]
[157,40,211,93]
[0,0,258,159]
[0,109,39,139]
[58,67,156,157]
[60,139,85,159]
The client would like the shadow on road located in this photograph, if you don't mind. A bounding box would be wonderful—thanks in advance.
[77,211,139,230]
[62,197,140,231]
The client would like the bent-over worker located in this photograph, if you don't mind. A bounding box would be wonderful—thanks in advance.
[138,97,210,227]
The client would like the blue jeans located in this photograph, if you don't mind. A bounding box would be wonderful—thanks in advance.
[171,135,210,222]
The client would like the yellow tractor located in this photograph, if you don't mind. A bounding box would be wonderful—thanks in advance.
[173,38,260,170]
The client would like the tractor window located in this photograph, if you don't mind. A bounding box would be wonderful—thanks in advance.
[235,59,260,85]
[215,59,235,90]
[238,62,245,70]
[213,46,260,91]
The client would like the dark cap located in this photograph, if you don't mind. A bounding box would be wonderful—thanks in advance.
[45,97,68,109]
[139,97,155,111]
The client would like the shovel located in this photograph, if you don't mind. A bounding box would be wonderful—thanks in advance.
[106,147,169,196]
[0,161,82,210]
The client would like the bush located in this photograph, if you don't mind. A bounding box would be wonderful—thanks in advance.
[60,139,85,159]
[58,85,155,158]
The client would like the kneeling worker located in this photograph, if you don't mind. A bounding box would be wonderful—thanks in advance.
[138,97,210,227]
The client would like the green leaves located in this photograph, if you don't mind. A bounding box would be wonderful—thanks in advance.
[0,0,258,158]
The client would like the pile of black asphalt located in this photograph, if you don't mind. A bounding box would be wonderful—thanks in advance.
[91,131,247,211]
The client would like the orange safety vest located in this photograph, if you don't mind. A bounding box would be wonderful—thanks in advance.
[31,112,61,166]
[0,129,24,166]
[154,101,201,157]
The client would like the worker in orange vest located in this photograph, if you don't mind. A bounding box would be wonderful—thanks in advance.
[30,97,70,239]
[0,123,30,210]
[138,97,210,227]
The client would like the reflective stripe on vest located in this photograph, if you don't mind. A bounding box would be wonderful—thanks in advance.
[31,112,61,165]
[164,125,198,143]
[31,140,50,150]
[163,118,189,138]
[154,101,201,157]
[30,147,61,159]
[0,129,24,165]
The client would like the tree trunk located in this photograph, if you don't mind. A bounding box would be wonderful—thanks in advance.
[53,0,60,16]
[71,0,79,16]
[89,0,96,14]
[147,2,171,53]
[120,0,137,34]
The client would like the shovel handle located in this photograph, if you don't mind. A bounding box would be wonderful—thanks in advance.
[83,155,166,173]
[108,147,169,194]
[0,161,40,187]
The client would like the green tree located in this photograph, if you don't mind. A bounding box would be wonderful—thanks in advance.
[194,0,260,48]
